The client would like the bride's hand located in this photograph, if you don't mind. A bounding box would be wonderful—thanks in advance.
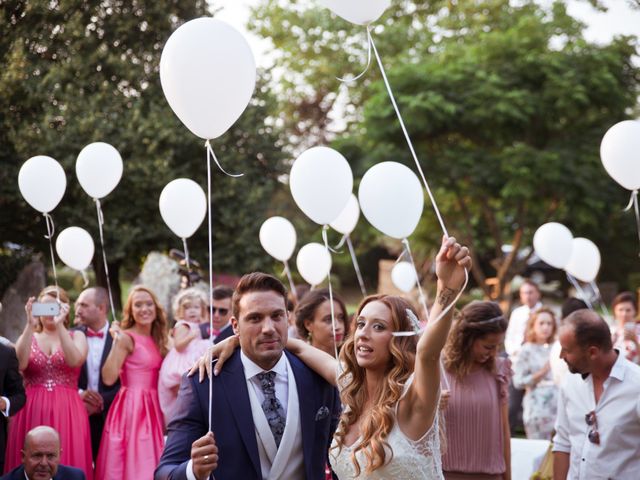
[188,334,240,382]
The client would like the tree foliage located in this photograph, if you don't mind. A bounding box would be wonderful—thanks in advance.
[251,0,640,299]
[0,0,287,308]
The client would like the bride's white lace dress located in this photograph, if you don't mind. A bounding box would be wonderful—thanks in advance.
[329,374,443,479]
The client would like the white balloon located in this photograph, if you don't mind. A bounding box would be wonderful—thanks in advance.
[55,227,95,271]
[358,162,424,239]
[159,179,207,238]
[296,243,332,286]
[600,120,640,191]
[290,146,353,225]
[76,142,123,199]
[320,0,391,25]
[18,156,67,213]
[259,216,297,262]
[533,222,573,269]
[391,261,417,293]
[160,17,256,140]
[330,194,360,235]
[565,237,601,283]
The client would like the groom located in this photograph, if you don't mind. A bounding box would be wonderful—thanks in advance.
[155,272,341,480]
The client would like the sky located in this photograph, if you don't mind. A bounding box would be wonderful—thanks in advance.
[211,0,640,68]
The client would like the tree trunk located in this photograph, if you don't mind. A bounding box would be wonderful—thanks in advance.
[92,257,122,317]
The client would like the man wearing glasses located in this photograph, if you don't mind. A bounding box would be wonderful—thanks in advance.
[200,285,235,344]
[553,309,640,479]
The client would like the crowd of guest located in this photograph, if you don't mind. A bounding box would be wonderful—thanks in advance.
[1,243,639,479]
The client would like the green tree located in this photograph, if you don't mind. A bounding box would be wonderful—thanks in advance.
[0,1,287,309]
[251,0,640,301]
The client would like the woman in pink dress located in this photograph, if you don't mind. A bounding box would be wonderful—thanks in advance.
[159,288,209,426]
[5,286,93,479]
[441,301,512,480]
[94,285,169,480]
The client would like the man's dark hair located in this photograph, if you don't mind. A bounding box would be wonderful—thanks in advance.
[564,309,613,352]
[212,285,234,302]
[231,273,287,318]
[561,298,588,320]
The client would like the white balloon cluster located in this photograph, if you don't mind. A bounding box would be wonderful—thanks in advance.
[533,222,601,283]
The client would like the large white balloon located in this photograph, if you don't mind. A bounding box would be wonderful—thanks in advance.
[600,120,640,191]
[359,162,424,239]
[18,156,67,213]
[259,216,297,262]
[296,243,332,286]
[76,142,123,199]
[290,146,353,225]
[391,261,417,293]
[320,0,391,25]
[159,179,207,238]
[330,194,360,235]
[565,237,601,283]
[55,227,95,271]
[160,18,256,140]
[533,222,573,269]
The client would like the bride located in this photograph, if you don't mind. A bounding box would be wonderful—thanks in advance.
[198,236,470,479]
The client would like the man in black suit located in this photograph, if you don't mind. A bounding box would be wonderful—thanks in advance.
[156,272,340,480]
[0,426,85,480]
[199,285,234,344]
[0,343,26,473]
[74,287,120,459]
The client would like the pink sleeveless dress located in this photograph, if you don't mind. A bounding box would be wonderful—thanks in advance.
[158,320,209,426]
[94,331,164,480]
[4,335,93,479]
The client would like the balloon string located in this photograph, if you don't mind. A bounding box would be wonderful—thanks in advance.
[81,270,89,288]
[337,25,373,83]
[205,140,244,178]
[369,33,449,238]
[283,260,298,304]
[322,225,340,363]
[94,199,117,323]
[321,227,341,254]
[334,234,348,250]
[205,143,215,433]
[566,274,593,310]
[42,213,60,301]
[346,235,367,298]
[624,190,640,256]
[589,281,610,318]
[402,238,429,321]
[182,238,191,278]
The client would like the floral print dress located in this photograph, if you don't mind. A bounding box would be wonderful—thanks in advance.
[513,342,557,440]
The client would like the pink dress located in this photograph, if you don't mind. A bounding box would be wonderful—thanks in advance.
[4,335,93,479]
[95,331,164,480]
[442,357,512,478]
[158,320,209,426]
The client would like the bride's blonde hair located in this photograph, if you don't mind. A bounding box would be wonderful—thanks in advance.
[333,294,418,476]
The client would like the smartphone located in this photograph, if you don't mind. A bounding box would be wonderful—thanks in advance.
[32,302,60,317]
[624,322,636,332]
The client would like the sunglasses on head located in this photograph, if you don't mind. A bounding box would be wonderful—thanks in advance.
[210,307,229,316]
[585,410,600,445]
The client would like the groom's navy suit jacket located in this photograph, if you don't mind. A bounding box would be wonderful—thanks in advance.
[155,349,341,480]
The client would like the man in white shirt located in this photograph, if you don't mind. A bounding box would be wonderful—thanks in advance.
[553,309,640,480]
[74,287,120,460]
[505,279,542,433]
[156,273,341,480]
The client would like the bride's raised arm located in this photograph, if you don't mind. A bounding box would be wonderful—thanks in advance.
[406,237,471,421]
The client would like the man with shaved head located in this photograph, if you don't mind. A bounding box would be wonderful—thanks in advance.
[74,287,120,459]
[553,309,640,479]
[0,426,85,479]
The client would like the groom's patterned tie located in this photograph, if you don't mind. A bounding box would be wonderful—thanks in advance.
[257,371,286,447]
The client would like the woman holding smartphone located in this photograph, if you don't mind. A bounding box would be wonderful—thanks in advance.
[4,286,93,479]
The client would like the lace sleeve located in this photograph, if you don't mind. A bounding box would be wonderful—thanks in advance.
[495,357,513,404]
